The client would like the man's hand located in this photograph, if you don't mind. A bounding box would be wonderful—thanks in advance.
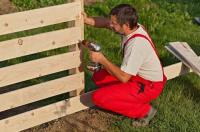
[89,51,105,64]
[89,50,132,83]
[81,12,111,28]
[81,12,87,21]
[81,12,95,26]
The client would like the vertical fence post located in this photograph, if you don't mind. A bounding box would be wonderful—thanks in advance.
[68,0,84,97]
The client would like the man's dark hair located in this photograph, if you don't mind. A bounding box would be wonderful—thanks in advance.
[110,4,138,29]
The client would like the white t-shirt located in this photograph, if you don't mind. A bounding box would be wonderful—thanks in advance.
[120,25,163,81]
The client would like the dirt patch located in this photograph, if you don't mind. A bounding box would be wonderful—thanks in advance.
[23,107,119,132]
[0,0,16,15]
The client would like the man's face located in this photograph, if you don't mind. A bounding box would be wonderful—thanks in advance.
[110,15,125,35]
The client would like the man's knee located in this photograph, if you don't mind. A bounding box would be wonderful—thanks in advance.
[92,86,112,106]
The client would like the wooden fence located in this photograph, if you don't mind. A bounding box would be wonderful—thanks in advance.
[0,0,86,131]
[0,0,198,131]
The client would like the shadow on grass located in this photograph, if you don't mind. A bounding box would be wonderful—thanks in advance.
[191,45,200,56]
[84,70,98,92]
[176,73,200,104]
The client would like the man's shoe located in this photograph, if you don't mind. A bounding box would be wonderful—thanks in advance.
[194,17,200,25]
[132,107,157,127]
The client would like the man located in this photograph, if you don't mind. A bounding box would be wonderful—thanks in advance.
[83,4,167,126]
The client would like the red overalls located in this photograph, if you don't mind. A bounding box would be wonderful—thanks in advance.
[92,31,167,119]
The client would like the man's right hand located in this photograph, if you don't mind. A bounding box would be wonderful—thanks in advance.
[81,12,111,29]
[81,12,95,26]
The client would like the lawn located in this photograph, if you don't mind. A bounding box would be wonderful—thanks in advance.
[83,1,200,131]
[5,0,200,131]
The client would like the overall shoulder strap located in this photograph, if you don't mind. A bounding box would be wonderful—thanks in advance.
[123,34,156,55]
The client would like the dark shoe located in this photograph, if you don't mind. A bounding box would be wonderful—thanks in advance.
[132,107,157,127]
[194,17,200,25]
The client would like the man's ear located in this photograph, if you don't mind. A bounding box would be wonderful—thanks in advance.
[122,23,130,30]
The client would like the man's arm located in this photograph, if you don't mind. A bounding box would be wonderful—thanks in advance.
[82,12,111,29]
[90,51,132,83]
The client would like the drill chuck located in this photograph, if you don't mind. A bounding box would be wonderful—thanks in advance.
[88,42,101,52]
[81,40,102,72]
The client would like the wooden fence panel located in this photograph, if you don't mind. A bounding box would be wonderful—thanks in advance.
[0,1,84,132]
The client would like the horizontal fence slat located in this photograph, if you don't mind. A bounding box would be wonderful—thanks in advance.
[0,91,94,132]
[0,1,81,35]
[164,56,200,80]
[0,51,81,87]
[0,72,84,112]
[0,27,81,61]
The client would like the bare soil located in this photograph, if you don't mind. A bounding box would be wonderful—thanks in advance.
[0,0,16,15]
[23,107,118,132]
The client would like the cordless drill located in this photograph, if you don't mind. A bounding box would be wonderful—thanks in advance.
[81,40,102,72]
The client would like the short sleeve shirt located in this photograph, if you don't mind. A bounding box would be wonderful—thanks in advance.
[120,25,163,81]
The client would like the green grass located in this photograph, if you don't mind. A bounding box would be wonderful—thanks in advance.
[12,0,68,10]
[5,0,200,131]
[84,0,200,131]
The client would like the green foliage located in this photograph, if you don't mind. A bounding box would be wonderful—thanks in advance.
[12,0,68,10]
[85,0,200,66]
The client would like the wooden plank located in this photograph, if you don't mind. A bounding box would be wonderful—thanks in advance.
[0,91,94,132]
[164,56,200,80]
[0,2,81,35]
[0,27,81,61]
[68,0,84,96]
[68,44,84,97]
[166,42,200,76]
[0,72,84,112]
[0,51,81,87]
[75,0,84,41]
